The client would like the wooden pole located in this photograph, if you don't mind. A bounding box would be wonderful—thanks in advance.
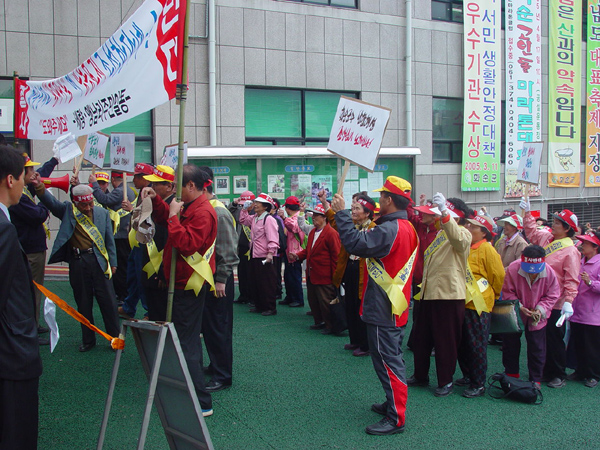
[337,160,351,194]
[166,5,191,322]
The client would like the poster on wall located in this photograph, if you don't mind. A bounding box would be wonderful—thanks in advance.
[291,174,312,204]
[0,99,13,132]
[215,176,230,195]
[268,174,285,199]
[586,1,600,186]
[233,175,249,194]
[110,133,135,173]
[548,0,582,187]
[311,175,332,208]
[327,96,391,172]
[461,0,502,191]
[504,0,542,198]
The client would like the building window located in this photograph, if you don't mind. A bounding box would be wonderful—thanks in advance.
[0,77,31,154]
[245,88,359,145]
[432,0,505,28]
[284,0,357,8]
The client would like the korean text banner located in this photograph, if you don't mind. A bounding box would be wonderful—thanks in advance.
[586,1,600,186]
[15,0,186,140]
[462,0,502,191]
[504,0,542,198]
[548,0,582,187]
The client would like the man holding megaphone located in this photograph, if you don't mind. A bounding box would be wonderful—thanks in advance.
[9,152,60,346]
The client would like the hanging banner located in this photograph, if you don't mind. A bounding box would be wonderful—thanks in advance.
[548,0,582,187]
[14,0,187,140]
[461,0,502,191]
[504,0,543,197]
[586,1,600,186]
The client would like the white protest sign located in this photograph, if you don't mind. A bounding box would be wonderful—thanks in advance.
[83,132,109,168]
[327,96,391,172]
[516,142,544,185]
[53,133,82,164]
[160,142,188,169]
[110,133,135,173]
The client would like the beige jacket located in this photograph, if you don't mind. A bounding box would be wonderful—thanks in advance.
[494,232,528,269]
[421,214,471,300]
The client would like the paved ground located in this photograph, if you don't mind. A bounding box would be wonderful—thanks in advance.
[38,281,599,449]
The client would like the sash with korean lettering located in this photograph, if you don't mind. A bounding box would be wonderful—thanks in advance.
[366,245,418,316]
[544,237,574,257]
[423,229,447,264]
[142,239,163,278]
[183,240,216,295]
[72,204,112,278]
[23,188,50,238]
[242,225,252,260]
[465,264,486,315]
[210,199,237,228]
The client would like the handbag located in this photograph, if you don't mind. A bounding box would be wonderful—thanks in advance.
[489,299,521,334]
[329,297,347,335]
[487,373,543,405]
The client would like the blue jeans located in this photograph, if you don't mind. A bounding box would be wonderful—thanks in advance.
[122,246,148,317]
[284,260,304,305]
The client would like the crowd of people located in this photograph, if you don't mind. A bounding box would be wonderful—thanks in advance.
[1,141,599,447]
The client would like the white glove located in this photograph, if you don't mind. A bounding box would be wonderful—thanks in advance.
[432,192,447,212]
[243,200,253,208]
[52,142,61,159]
[561,302,573,319]
[519,197,530,212]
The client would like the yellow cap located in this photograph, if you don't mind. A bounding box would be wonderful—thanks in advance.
[95,172,110,182]
[24,155,40,167]
[372,176,412,201]
[144,165,175,183]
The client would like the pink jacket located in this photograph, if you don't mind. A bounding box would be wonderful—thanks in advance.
[502,259,560,331]
[239,209,279,258]
[571,254,600,326]
[284,214,305,263]
[523,212,580,309]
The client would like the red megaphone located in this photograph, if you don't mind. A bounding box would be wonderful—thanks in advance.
[41,174,70,193]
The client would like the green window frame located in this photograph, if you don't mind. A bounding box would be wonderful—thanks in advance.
[432,0,506,28]
[245,88,359,146]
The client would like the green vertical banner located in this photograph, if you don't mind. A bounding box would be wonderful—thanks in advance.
[461,0,502,191]
[586,1,600,186]
[548,0,582,187]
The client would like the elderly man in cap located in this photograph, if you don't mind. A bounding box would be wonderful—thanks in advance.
[140,165,176,321]
[521,201,581,388]
[229,191,255,304]
[9,153,60,345]
[120,163,154,319]
[329,176,418,435]
[31,174,119,352]
[281,195,306,308]
[0,145,43,449]
[93,172,110,193]
[89,170,136,305]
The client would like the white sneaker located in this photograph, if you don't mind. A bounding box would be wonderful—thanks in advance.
[202,408,213,417]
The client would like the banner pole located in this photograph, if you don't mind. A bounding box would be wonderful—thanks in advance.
[166,3,191,322]
[337,160,350,195]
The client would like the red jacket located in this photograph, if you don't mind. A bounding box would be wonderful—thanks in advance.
[297,224,340,285]
[151,194,217,290]
[407,205,438,285]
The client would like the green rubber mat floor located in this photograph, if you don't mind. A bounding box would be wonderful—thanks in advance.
[38,281,599,449]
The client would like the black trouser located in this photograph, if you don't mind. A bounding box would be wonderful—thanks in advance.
[543,309,567,380]
[0,377,39,450]
[172,285,212,410]
[275,256,283,297]
[406,282,422,350]
[143,275,167,322]
[571,322,600,380]
[69,252,120,346]
[249,258,277,312]
[113,238,130,301]
[237,250,251,302]
[344,260,368,351]
[283,260,304,304]
[502,331,523,377]
[202,274,234,384]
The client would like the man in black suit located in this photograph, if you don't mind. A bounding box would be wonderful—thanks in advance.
[0,145,43,449]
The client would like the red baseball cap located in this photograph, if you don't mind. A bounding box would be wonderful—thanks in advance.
[467,214,495,235]
[413,203,441,216]
[134,163,154,175]
[110,171,123,178]
[554,209,578,231]
[284,196,300,207]
[240,191,255,201]
[308,203,326,215]
[255,193,275,206]
[576,233,600,247]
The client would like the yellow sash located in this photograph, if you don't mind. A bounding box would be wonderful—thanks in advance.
[544,237,574,257]
[366,245,418,316]
[423,229,447,265]
[494,235,505,250]
[72,204,112,278]
[142,239,163,278]
[23,188,50,239]
[242,225,252,260]
[465,264,486,315]
[183,240,216,295]
[210,199,237,228]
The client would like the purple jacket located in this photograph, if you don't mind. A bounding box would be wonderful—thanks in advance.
[502,260,560,331]
[571,254,600,326]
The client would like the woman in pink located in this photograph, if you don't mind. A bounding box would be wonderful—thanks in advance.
[522,204,580,388]
[569,231,600,388]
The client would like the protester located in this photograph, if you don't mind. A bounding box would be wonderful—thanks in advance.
[142,164,216,416]
[199,166,239,392]
[495,214,528,268]
[522,200,580,388]
[409,194,472,397]
[281,196,306,308]
[239,193,280,315]
[89,170,136,305]
[330,176,418,435]
[290,204,341,334]
[321,191,376,356]
[501,245,560,384]
[271,198,286,301]
[32,175,119,352]
[569,231,600,388]
[229,191,255,304]
[456,214,505,397]
[0,145,43,449]
[94,172,110,193]
[9,153,59,345]
[140,165,176,321]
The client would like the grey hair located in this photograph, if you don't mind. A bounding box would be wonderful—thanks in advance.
[72,184,93,198]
